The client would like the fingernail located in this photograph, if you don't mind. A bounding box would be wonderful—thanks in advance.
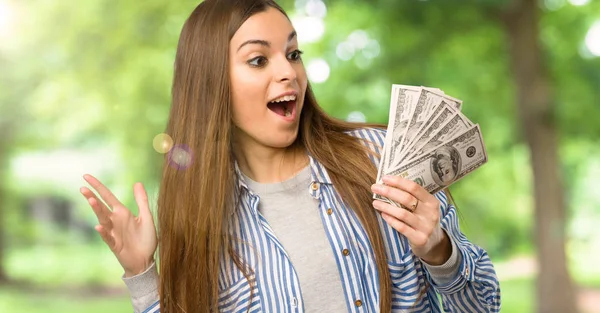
[371,184,384,193]
[372,200,380,209]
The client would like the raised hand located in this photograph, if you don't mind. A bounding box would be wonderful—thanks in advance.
[371,175,452,265]
[80,174,158,277]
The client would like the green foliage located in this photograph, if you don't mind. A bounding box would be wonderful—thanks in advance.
[1,0,600,311]
[299,0,600,258]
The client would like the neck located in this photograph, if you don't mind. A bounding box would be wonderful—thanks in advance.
[234,138,309,184]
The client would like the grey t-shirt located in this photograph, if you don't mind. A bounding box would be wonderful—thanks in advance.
[242,165,348,312]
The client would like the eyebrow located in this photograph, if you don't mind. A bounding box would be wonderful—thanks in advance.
[237,30,297,52]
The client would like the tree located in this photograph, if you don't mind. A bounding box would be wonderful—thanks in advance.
[0,55,19,284]
[498,0,577,311]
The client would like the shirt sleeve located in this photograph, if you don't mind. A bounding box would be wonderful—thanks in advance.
[423,191,501,313]
[421,231,462,286]
[122,262,161,313]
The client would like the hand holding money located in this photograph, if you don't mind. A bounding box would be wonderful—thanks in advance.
[374,84,488,206]
[371,175,452,265]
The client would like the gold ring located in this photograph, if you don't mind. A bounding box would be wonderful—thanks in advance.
[410,198,419,213]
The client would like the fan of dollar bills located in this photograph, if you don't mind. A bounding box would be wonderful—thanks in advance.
[374,84,488,204]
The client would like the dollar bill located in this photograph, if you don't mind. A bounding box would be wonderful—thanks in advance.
[384,85,422,170]
[397,101,457,164]
[386,124,487,195]
[396,89,463,167]
[375,85,420,202]
[392,89,428,169]
[402,112,472,164]
[376,86,400,183]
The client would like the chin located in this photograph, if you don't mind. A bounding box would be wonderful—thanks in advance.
[265,132,299,149]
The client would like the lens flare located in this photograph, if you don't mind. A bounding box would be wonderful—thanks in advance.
[153,133,174,154]
[168,144,193,170]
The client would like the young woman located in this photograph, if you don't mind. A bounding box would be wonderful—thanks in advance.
[80,0,500,312]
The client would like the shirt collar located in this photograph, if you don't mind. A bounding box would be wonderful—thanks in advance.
[234,152,333,194]
[234,161,250,191]
[231,153,332,217]
[307,152,333,185]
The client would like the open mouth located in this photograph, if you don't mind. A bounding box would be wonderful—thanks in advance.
[267,95,297,119]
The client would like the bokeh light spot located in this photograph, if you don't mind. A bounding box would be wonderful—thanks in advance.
[543,0,566,11]
[305,0,327,18]
[169,144,193,170]
[291,16,325,43]
[336,42,355,60]
[362,39,381,59]
[307,58,330,83]
[153,133,174,154]
[294,0,309,13]
[346,111,367,123]
[348,30,370,50]
[585,21,600,57]
[568,0,589,6]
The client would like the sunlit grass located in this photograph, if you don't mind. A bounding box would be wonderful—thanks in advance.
[6,244,125,287]
[500,278,534,313]
[3,244,132,312]
[0,286,131,313]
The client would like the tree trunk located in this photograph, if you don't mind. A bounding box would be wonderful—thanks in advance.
[0,185,7,283]
[500,0,577,312]
[0,125,8,283]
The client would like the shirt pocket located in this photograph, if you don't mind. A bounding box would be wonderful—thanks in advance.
[218,273,261,313]
[387,253,430,312]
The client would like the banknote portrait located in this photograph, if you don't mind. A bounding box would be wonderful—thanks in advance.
[431,146,461,185]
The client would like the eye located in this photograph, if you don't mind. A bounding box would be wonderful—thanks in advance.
[247,56,268,68]
[287,49,304,62]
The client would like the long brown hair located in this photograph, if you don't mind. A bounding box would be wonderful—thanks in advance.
[157,0,392,312]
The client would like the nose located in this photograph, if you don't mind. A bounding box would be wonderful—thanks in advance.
[273,55,297,83]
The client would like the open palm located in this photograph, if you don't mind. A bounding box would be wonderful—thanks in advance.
[80,174,157,277]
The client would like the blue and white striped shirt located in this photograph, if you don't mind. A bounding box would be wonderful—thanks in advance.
[142,127,500,313]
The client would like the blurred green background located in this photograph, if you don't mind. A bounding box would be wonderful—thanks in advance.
[1,0,600,312]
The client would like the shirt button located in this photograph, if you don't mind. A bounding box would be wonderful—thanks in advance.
[342,248,350,256]
[311,182,319,191]
[355,299,363,307]
[291,297,298,307]
[326,208,333,215]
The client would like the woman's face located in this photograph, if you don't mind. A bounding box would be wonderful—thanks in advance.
[229,7,308,150]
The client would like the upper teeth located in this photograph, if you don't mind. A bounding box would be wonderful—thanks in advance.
[270,95,296,103]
